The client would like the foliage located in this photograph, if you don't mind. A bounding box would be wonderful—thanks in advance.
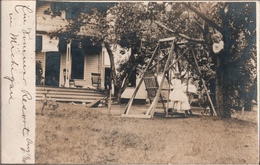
[44,1,256,110]
[181,2,256,116]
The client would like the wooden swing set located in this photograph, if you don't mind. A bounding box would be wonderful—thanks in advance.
[122,37,217,119]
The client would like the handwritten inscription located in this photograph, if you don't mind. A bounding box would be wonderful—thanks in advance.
[20,138,33,164]
[22,28,32,85]
[9,13,13,27]
[22,90,32,137]
[15,5,33,25]
[4,33,19,103]
[3,4,34,163]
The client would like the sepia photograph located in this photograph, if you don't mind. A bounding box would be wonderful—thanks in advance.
[1,0,258,164]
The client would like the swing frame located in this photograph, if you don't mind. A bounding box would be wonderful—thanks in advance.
[122,37,216,119]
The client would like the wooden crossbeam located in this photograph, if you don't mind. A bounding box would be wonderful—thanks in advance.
[148,51,168,70]
[123,43,160,115]
[122,35,217,119]
[165,46,191,71]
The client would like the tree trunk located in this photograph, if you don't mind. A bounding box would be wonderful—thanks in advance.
[215,52,231,118]
[114,86,122,103]
[104,42,122,103]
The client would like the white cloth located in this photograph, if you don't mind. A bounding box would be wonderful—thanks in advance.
[169,78,191,111]
[213,41,224,54]
[182,83,197,94]
[170,79,186,101]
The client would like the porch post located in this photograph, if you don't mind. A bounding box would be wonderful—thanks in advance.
[65,40,71,87]
[100,42,105,89]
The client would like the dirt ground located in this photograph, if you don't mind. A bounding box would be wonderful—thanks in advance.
[36,101,258,164]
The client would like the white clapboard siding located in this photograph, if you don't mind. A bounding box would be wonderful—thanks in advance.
[37,3,51,14]
[37,3,98,36]
[37,3,67,32]
[37,15,68,32]
[36,52,45,62]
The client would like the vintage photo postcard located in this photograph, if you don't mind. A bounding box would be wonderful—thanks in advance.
[1,0,259,164]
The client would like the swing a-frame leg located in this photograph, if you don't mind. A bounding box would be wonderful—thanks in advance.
[122,39,185,119]
[121,43,160,119]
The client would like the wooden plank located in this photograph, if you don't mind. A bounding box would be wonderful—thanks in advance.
[36,93,104,98]
[158,37,176,42]
[36,87,105,93]
[36,98,94,103]
[121,114,151,119]
[36,89,105,94]
[165,46,191,71]
[191,49,217,116]
[146,41,175,118]
[36,92,105,98]
[146,87,158,89]
[86,98,103,108]
[148,53,168,70]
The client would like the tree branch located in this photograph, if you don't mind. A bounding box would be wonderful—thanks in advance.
[154,21,205,43]
[182,3,223,34]
[193,19,204,32]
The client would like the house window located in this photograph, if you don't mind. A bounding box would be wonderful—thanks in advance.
[71,48,84,79]
[36,36,42,52]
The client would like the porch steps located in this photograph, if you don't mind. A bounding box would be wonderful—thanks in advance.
[36,86,106,104]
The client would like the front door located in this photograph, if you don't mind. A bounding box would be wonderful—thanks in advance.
[45,52,61,86]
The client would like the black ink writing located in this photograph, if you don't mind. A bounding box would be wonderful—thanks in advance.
[4,33,19,103]
[14,5,33,25]
[21,138,33,164]
[21,90,32,137]
[22,28,31,85]
[9,13,13,27]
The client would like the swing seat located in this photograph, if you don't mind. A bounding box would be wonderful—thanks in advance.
[143,76,159,103]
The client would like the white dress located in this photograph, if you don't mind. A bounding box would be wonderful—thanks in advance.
[169,79,191,111]
[170,79,186,102]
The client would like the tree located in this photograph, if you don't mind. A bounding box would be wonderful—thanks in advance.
[45,2,256,115]
[145,2,256,117]
[45,2,140,102]
[46,2,176,102]
[156,2,256,117]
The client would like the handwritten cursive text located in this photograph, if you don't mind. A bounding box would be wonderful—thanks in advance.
[21,138,33,163]
[21,90,32,137]
[22,28,32,85]
[14,5,33,25]
[4,33,19,103]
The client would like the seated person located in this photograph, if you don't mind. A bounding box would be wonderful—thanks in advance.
[229,90,244,112]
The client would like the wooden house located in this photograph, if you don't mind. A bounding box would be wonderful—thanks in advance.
[36,2,147,103]
[36,2,109,88]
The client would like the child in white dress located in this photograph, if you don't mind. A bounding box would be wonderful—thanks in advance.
[169,73,190,113]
